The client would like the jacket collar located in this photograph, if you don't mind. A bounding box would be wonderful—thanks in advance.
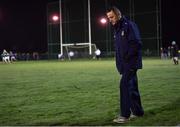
[113,16,126,32]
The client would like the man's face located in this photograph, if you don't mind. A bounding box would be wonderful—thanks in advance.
[106,10,119,25]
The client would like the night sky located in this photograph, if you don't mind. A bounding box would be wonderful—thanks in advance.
[0,0,48,53]
[0,0,180,53]
[161,0,180,47]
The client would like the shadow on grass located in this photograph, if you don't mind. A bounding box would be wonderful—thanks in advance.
[34,98,180,126]
[115,98,180,126]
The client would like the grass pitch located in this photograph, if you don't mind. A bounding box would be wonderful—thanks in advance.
[0,58,180,126]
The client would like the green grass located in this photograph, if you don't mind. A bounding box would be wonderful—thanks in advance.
[0,58,180,126]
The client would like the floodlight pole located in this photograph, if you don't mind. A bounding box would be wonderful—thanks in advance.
[88,0,92,55]
[59,0,63,55]
[159,0,162,56]
[156,0,161,56]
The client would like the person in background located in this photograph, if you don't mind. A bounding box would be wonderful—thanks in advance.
[95,48,101,60]
[160,47,164,59]
[2,49,11,63]
[171,41,179,65]
[168,46,171,58]
[163,48,168,59]
[10,51,16,61]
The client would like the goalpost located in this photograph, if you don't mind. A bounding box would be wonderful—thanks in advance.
[59,0,92,57]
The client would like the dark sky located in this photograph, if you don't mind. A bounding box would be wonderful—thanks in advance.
[161,0,180,47]
[0,0,180,53]
[0,0,48,53]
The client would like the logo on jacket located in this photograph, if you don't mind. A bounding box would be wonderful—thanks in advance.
[121,30,124,36]
[114,35,116,39]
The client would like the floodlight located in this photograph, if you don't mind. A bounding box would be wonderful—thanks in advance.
[100,18,107,24]
[52,15,59,22]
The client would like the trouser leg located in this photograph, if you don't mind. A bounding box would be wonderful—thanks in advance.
[129,72,144,116]
[120,72,131,117]
[120,70,144,117]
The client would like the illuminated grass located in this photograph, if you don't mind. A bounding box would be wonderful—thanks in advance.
[0,59,179,125]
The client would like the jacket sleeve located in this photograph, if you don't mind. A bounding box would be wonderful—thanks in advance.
[115,50,123,74]
[125,22,142,61]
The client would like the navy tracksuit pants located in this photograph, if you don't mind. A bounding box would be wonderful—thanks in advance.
[120,69,144,118]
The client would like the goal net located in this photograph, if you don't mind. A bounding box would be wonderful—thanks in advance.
[61,43,97,60]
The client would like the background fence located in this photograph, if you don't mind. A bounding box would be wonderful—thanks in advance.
[47,0,162,59]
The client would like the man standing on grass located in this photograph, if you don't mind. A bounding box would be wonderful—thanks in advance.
[106,6,144,123]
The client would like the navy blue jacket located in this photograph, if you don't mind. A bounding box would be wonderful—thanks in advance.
[114,17,142,74]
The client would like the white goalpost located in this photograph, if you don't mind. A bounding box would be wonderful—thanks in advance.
[59,0,92,57]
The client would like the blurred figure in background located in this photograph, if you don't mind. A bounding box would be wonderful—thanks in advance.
[171,41,179,65]
[1,49,11,63]
[168,46,171,58]
[95,48,101,60]
[10,51,16,61]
